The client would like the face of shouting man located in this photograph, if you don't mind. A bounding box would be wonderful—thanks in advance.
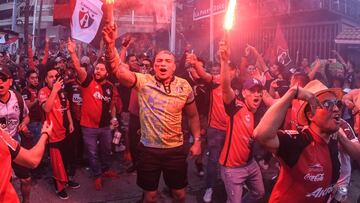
[94,63,108,82]
[306,92,342,135]
[153,51,176,83]
[0,74,12,99]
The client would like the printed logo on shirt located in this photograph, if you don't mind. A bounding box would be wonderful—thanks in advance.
[304,163,324,182]
[93,91,111,102]
[306,185,333,198]
[72,93,83,105]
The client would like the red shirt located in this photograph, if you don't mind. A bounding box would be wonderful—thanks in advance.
[80,74,115,128]
[208,77,227,131]
[270,128,341,203]
[38,87,69,143]
[219,99,254,167]
[0,131,20,203]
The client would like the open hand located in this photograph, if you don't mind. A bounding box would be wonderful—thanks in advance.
[102,24,117,45]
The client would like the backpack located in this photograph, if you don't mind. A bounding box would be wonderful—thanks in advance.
[14,91,25,123]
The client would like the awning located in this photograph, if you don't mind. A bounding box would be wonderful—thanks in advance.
[335,27,360,45]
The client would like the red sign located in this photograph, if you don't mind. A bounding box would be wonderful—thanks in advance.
[193,0,226,21]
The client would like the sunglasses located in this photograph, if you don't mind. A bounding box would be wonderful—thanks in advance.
[320,100,343,111]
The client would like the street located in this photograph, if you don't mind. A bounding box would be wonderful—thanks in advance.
[13,153,360,203]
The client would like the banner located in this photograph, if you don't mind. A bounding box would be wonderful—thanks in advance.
[53,0,75,26]
[264,24,291,66]
[193,0,226,21]
[71,0,103,43]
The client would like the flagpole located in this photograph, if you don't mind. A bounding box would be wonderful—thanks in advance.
[170,0,176,53]
[32,0,38,51]
[11,0,17,32]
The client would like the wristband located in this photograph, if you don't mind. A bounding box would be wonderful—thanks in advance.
[194,137,201,142]
[41,132,49,137]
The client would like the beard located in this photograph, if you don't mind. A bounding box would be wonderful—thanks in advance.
[94,75,106,83]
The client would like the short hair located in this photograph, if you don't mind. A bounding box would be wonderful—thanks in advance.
[26,69,38,78]
[46,67,58,76]
[155,50,175,61]
[126,54,137,62]
[292,72,309,87]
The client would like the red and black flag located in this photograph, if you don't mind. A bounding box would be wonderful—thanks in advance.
[264,24,292,66]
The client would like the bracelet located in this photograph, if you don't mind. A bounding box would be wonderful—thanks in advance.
[41,132,49,137]
[194,137,201,142]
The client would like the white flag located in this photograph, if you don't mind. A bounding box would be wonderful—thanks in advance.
[71,0,103,43]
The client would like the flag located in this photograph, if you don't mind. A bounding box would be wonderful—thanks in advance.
[264,24,291,66]
[71,0,103,44]
[53,0,76,26]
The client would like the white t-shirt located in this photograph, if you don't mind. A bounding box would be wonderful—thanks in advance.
[0,90,29,137]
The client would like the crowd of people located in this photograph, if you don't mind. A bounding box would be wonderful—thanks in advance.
[1,22,360,203]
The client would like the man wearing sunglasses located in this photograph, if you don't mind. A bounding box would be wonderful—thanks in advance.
[254,79,359,203]
[0,65,34,203]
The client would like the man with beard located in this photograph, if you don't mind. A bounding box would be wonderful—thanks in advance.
[67,39,119,191]
[0,65,32,203]
[39,68,79,199]
[22,70,42,145]
[253,79,351,202]
[218,40,265,203]
[103,24,201,203]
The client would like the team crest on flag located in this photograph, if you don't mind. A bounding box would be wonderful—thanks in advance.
[71,0,103,43]
[79,7,95,29]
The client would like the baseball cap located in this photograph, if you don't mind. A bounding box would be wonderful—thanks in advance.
[0,65,12,79]
[243,78,263,90]
[80,56,90,65]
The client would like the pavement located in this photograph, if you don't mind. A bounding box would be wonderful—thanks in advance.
[13,152,360,203]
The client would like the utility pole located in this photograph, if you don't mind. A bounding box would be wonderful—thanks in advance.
[32,0,38,50]
[37,0,44,48]
[170,0,176,53]
[209,0,214,62]
[11,0,17,31]
[24,0,30,57]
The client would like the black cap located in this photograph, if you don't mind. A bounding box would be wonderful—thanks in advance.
[0,65,12,78]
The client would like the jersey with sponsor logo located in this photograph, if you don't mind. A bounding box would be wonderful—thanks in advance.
[38,87,69,143]
[208,76,227,131]
[65,82,83,121]
[80,74,115,128]
[270,128,341,203]
[219,99,255,167]
[0,90,29,137]
[134,73,195,148]
[21,86,41,122]
[0,131,20,203]
[336,119,358,188]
